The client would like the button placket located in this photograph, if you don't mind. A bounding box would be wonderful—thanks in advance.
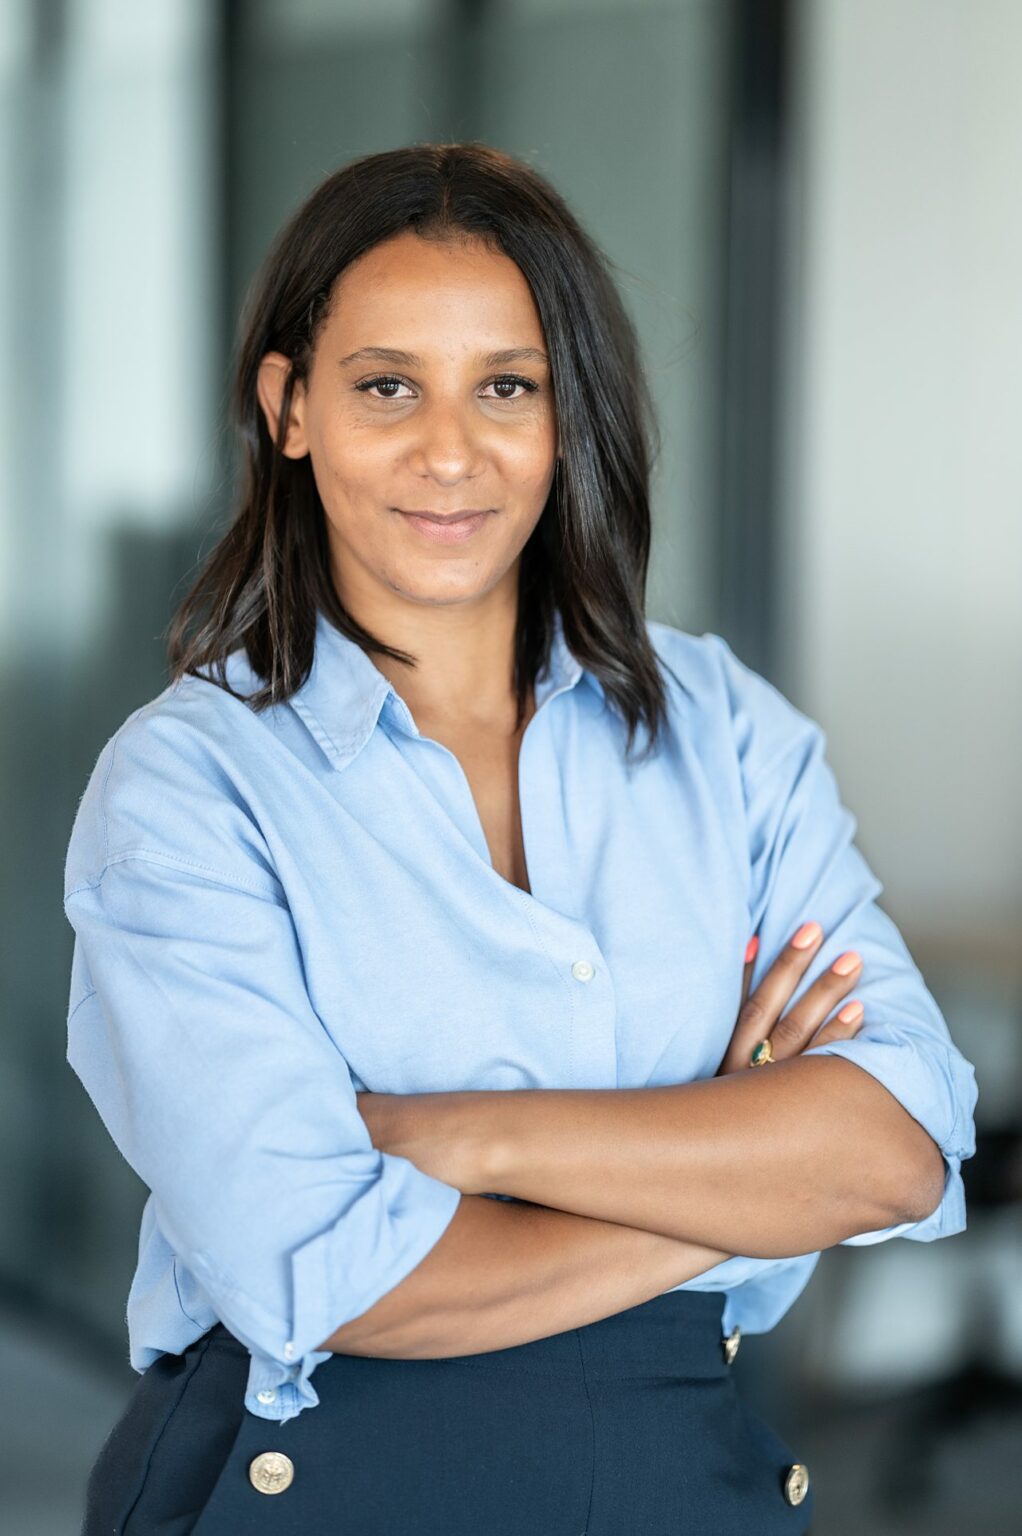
[524,899,618,1085]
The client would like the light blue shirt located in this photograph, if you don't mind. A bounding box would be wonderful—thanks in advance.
[63,606,978,1423]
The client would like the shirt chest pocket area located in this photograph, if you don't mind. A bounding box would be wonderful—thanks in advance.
[300,917,562,1096]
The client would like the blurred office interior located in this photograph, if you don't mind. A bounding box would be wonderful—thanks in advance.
[1,2,1019,1532]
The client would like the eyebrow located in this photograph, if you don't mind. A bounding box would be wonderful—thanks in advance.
[338,346,550,369]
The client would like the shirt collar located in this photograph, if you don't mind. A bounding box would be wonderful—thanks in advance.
[287,605,604,773]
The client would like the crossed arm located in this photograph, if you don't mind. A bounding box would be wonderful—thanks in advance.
[319,1060,945,1359]
[357,1056,946,1260]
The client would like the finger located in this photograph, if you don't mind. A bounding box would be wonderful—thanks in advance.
[769,951,864,1056]
[740,933,759,1011]
[728,921,825,1066]
[807,999,865,1048]
[715,944,759,1077]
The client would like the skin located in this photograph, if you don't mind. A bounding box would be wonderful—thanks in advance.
[258,227,558,735]
[353,925,947,1258]
[255,231,946,1358]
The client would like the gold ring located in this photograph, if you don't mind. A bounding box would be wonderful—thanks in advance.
[749,1038,775,1067]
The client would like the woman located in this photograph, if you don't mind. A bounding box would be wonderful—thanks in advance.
[63,143,977,1534]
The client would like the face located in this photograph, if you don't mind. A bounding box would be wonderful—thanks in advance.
[256,230,559,621]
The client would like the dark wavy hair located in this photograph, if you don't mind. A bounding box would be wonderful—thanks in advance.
[166,141,679,762]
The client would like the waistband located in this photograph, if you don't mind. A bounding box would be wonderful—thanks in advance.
[207,1288,729,1382]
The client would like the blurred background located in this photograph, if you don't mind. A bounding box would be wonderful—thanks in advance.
[2,0,1019,1531]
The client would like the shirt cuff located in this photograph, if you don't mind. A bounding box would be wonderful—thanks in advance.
[800,1014,977,1244]
[191,1156,462,1423]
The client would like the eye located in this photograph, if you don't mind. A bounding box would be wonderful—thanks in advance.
[354,374,413,400]
[484,374,541,401]
[353,373,540,402]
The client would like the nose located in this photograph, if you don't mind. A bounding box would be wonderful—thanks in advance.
[407,396,486,485]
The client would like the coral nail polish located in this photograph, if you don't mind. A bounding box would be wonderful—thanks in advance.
[744,935,759,965]
[791,921,821,949]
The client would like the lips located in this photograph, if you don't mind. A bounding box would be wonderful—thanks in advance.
[396,509,492,523]
[396,509,492,544]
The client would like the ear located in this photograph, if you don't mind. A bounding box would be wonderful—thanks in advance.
[256,351,310,458]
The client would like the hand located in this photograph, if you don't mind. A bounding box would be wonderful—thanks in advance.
[355,1088,492,1194]
[714,921,865,1076]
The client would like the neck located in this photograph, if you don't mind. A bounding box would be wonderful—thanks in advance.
[344,582,525,731]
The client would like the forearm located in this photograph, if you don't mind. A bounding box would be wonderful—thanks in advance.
[316,1194,730,1358]
[485,1057,946,1257]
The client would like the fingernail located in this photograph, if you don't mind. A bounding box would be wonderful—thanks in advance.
[837,1000,864,1024]
[744,935,759,965]
[791,921,821,949]
[831,951,862,976]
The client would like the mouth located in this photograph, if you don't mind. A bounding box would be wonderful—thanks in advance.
[394,508,494,524]
[393,507,495,546]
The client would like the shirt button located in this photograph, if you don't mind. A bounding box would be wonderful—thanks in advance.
[256,1388,277,1405]
[571,959,595,982]
[283,1340,296,1361]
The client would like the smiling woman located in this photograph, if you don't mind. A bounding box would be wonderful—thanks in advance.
[64,141,976,1536]
[253,231,561,656]
[165,141,670,763]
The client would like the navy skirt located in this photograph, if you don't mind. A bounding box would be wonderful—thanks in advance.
[82,1289,815,1535]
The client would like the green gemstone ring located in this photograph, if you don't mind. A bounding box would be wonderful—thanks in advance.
[749,1038,775,1067]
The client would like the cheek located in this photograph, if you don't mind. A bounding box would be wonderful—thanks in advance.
[310,424,391,507]
[310,412,556,519]
[505,431,556,489]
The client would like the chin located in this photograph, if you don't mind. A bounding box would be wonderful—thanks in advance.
[404,573,507,607]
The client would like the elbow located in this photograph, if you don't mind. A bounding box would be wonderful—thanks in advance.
[894,1134,948,1224]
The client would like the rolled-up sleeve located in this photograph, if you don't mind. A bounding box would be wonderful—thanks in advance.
[712,633,979,1246]
[63,727,462,1422]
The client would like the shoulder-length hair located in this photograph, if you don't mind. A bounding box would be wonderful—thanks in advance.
[166,141,677,762]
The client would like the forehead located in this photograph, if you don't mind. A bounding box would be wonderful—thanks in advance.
[326,232,546,350]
